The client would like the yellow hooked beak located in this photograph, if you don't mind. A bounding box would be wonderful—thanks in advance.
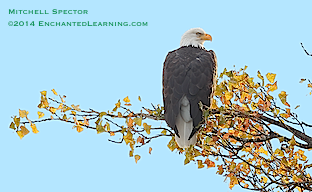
[200,33,212,41]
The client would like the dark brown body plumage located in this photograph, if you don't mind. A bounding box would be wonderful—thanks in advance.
[162,46,217,140]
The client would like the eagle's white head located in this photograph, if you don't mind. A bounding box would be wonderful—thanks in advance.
[180,28,212,49]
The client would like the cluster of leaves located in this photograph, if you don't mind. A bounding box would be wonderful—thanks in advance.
[9,90,172,164]
[10,67,312,192]
[185,67,312,192]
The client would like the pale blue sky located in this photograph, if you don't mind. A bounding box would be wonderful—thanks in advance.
[1,1,312,192]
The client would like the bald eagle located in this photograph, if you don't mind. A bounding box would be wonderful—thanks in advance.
[162,28,217,148]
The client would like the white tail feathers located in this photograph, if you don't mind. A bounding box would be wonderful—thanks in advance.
[175,96,197,148]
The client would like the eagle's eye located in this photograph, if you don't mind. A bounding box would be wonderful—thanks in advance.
[196,32,202,36]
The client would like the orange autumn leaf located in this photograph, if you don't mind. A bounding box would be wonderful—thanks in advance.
[204,159,215,168]
[134,155,140,163]
[149,147,152,154]
[127,118,133,127]
[137,136,144,144]
[73,125,83,133]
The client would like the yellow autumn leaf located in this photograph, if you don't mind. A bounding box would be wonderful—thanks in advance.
[197,160,205,169]
[161,129,167,135]
[229,176,238,189]
[13,116,20,128]
[289,135,296,146]
[129,150,134,157]
[40,90,47,96]
[143,123,151,135]
[56,103,63,110]
[278,91,290,107]
[134,155,141,163]
[9,122,16,130]
[99,112,107,118]
[37,111,44,119]
[71,104,81,112]
[184,157,190,165]
[106,122,110,131]
[123,96,130,103]
[295,105,300,109]
[115,100,121,108]
[259,146,268,156]
[118,112,123,118]
[51,89,58,95]
[167,137,177,151]
[96,124,105,134]
[308,83,312,88]
[16,130,24,139]
[257,71,264,86]
[149,147,152,154]
[124,130,134,145]
[30,123,39,134]
[296,186,303,192]
[19,109,29,118]
[49,107,57,114]
[268,81,278,92]
[74,125,83,133]
[274,148,284,157]
[280,113,290,118]
[266,73,276,83]
[138,96,141,101]
[261,176,268,184]
[133,117,142,126]
[225,91,233,101]
[38,94,49,108]
[20,125,30,137]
